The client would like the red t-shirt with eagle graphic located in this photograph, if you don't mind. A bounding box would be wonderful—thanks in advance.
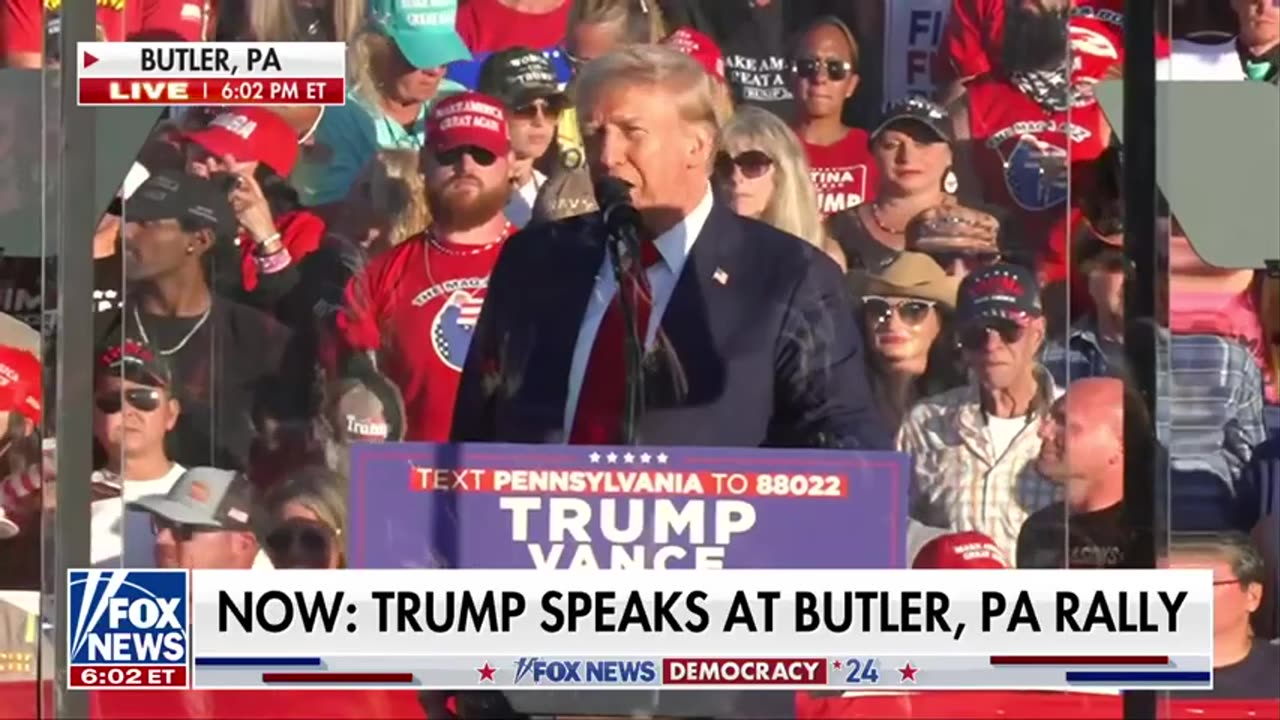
[337,225,511,442]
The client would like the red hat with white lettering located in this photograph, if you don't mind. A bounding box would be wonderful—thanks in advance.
[912,532,1010,569]
[426,92,510,158]
[0,344,42,425]
[184,107,300,176]
[662,27,726,83]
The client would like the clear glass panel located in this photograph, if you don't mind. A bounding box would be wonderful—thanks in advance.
[1158,0,1280,716]
[0,51,53,719]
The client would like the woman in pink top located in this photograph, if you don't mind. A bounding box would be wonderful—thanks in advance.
[1168,218,1277,403]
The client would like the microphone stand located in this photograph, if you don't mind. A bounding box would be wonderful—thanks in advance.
[605,219,645,446]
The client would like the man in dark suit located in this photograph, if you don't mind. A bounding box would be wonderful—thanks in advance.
[452,45,888,449]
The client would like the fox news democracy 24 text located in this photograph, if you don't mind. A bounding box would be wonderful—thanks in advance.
[69,568,1215,692]
[76,43,347,106]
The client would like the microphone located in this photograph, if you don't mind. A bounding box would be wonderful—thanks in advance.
[592,176,646,444]
[594,176,644,265]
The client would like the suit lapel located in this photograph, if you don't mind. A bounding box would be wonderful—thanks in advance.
[642,205,746,434]
[517,219,607,437]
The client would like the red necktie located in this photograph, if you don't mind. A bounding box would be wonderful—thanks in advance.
[570,242,662,444]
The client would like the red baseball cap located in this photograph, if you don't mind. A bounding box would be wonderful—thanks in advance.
[184,107,300,176]
[0,345,42,425]
[662,27,726,83]
[912,532,1010,569]
[426,92,510,158]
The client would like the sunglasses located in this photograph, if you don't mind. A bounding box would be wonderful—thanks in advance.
[151,516,219,542]
[792,57,854,82]
[434,145,497,167]
[266,519,335,566]
[862,296,938,327]
[960,321,1026,351]
[513,97,566,121]
[714,150,774,180]
[930,251,1002,271]
[95,387,162,414]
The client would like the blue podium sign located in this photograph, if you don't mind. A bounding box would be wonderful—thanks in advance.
[349,443,910,570]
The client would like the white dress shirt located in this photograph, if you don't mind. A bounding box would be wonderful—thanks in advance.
[562,186,715,435]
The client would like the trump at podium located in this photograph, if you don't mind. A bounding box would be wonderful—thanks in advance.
[451,46,888,450]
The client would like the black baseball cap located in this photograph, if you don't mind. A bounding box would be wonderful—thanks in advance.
[124,170,238,239]
[956,262,1043,327]
[871,96,953,145]
[476,47,567,109]
[96,337,172,387]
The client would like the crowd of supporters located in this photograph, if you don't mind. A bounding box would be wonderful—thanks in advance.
[1,0,1279,717]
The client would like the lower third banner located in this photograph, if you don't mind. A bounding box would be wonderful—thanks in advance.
[348,443,910,569]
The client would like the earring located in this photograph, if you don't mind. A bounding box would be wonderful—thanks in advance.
[186,246,195,254]
[943,169,959,194]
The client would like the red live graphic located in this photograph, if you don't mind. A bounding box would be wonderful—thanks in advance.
[662,658,827,685]
[69,665,187,688]
[78,78,345,105]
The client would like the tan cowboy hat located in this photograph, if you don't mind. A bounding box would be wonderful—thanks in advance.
[848,251,961,310]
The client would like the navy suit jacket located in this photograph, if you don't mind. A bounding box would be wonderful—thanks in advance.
[450,203,891,449]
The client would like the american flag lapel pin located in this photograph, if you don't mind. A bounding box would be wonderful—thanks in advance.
[713,268,729,285]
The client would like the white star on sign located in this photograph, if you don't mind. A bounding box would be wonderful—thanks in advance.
[656,453,669,463]
[639,453,651,463]
[606,452,618,463]
[623,452,635,463]
[589,452,601,463]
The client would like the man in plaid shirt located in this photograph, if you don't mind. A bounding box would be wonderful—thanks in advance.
[898,264,1062,561]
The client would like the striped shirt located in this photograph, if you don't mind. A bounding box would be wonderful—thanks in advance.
[1044,323,1268,529]
[897,367,1064,562]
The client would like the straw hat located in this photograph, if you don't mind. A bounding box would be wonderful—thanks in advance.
[849,251,961,310]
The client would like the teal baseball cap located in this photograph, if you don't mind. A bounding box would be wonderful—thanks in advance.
[370,0,471,70]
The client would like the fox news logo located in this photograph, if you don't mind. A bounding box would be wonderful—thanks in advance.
[67,570,189,689]
[512,658,658,685]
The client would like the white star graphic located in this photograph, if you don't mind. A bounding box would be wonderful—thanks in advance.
[623,452,635,463]
[589,452,601,463]
[639,453,651,463]
[656,453,669,464]
[606,452,618,463]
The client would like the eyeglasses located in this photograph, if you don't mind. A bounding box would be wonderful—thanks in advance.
[434,145,497,167]
[151,516,220,542]
[714,150,774,180]
[95,387,162,414]
[960,321,1026,350]
[792,57,854,82]
[513,97,566,121]
[862,296,938,327]
[266,519,336,566]
[930,251,1002,272]
[1213,578,1243,586]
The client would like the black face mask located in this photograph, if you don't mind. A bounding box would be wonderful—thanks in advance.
[1002,7,1071,74]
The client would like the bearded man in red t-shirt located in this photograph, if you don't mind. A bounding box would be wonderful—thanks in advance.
[947,0,1112,316]
[337,92,516,442]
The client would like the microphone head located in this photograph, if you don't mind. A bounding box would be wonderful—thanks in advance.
[593,176,634,209]
[594,176,643,232]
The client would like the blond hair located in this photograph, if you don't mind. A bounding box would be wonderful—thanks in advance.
[575,45,720,148]
[260,466,349,565]
[360,149,430,247]
[720,106,826,250]
[247,0,366,42]
[567,0,667,46]
[348,30,396,108]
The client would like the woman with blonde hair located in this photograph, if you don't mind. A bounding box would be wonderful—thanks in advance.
[716,106,844,268]
[298,2,468,207]
[242,0,367,42]
[259,466,348,569]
